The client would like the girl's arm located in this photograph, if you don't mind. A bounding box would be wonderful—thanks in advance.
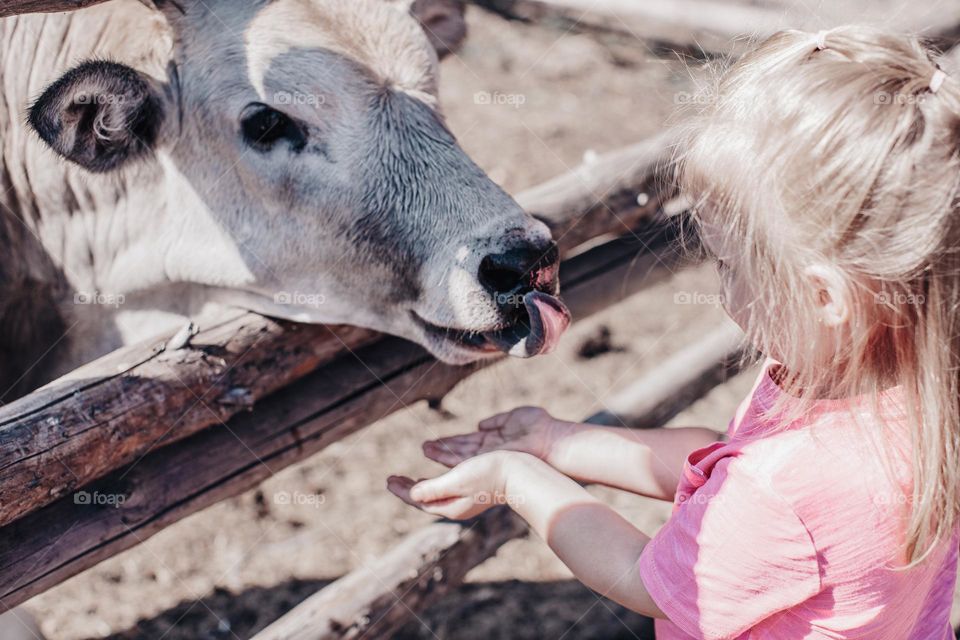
[424,407,721,501]
[388,450,665,617]
[504,452,666,617]
[545,423,721,500]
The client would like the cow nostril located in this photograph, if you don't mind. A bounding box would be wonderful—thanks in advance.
[478,241,560,303]
[478,256,526,297]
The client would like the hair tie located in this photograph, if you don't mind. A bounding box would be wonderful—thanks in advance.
[815,30,828,50]
[930,69,947,94]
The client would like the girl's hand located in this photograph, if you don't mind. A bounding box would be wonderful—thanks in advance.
[387,451,519,520]
[423,406,573,468]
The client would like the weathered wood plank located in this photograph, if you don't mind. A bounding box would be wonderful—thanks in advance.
[251,320,745,640]
[465,0,779,54]
[0,135,676,531]
[0,0,124,16]
[0,219,691,609]
[585,320,745,428]
[0,317,379,529]
[517,130,678,250]
[255,508,528,640]
[466,0,960,54]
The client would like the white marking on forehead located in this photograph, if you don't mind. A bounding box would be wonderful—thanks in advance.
[155,152,257,286]
[244,0,438,102]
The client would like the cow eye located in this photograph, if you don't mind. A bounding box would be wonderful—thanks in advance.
[240,104,306,152]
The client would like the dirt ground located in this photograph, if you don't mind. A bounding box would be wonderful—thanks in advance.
[20,3,960,640]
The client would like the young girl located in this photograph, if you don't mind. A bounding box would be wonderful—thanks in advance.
[389,26,960,638]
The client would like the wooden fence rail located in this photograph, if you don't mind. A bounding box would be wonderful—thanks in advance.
[14,0,960,59]
[467,0,960,55]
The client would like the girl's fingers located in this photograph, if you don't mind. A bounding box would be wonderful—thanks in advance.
[429,434,480,449]
[388,474,474,519]
[422,443,464,468]
[424,435,484,459]
[419,496,476,520]
[409,472,463,504]
[389,474,488,520]
[423,448,461,467]
[478,412,510,431]
[386,475,419,507]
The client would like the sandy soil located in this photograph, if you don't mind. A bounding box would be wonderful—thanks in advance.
[19,3,960,640]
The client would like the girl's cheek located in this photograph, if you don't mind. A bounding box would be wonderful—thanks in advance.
[720,277,751,331]
[722,300,749,332]
[717,271,735,310]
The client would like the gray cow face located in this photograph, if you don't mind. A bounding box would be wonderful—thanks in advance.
[28,0,570,364]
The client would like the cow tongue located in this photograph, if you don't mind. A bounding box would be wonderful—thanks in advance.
[484,291,572,358]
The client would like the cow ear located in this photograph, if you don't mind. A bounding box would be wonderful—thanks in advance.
[410,0,467,59]
[28,60,164,173]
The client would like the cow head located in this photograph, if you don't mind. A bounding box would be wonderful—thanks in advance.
[27,0,570,364]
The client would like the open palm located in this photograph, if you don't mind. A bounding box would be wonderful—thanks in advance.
[423,406,564,468]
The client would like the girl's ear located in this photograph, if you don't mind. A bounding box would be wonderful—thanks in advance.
[803,263,851,327]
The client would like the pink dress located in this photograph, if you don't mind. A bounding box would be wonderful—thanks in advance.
[639,362,958,639]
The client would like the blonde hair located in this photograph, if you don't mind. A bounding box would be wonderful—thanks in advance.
[678,26,960,564]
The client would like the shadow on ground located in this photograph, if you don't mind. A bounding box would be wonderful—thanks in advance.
[394,580,655,640]
[91,579,655,640]
[94,579,329,640]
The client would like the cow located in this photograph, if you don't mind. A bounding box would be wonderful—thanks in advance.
[0,0,571,401]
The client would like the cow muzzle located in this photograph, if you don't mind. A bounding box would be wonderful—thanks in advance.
[475,241,570,357]
[413,238,571,359]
